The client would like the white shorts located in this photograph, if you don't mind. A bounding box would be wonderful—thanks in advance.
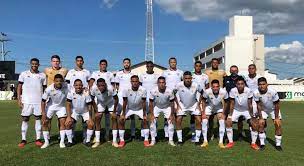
[262,110,282,120]
[97,103,115,113]
[205,106,223,116]
[154,106,171,119]
[21,104,41,117]
[71,111,90,122]
[231,110,251,122]
[46,107,67,119]
[125,109,144,119]
[176,103,201,116]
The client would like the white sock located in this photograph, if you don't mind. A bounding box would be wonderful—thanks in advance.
[86,129,93,143]
[259,132,266,145]
[219,120,225,144]
[119,130,125,141]
[42,131,49,144]
[150,121,157,141]
[112,130,118,143]
[164,121,169,137]
[143,129,149,141]
[251,131,258,144]
[275,135,282,146]
[168,123,174,141]
[195,130,202,142]
[226,127,233,143]
[66,129,73,143]
[21,121,28,141]
[202,119,208,142]
[95,131,101,143]
[177,130,183,142]
[59,130,65,143]
[35,120,42,140]
[131,119,135,136]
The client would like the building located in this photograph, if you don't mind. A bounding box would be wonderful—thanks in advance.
[113,61,167,76]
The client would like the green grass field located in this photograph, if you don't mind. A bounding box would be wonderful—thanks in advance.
[0,101,304,166]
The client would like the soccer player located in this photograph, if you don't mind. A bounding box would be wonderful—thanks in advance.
[117,75,150,148]
[200,79,228,149]
[17,58,46,148]
[44,55,68,86]
[90,78,119,148]
[225,76,259,150]
[254,77,283,151]
[175,71,203,146]
[41,74,69,148]
[162,57,183,140]
[149,76,175,146]
[65,79,94,147]
[245,64,261,92]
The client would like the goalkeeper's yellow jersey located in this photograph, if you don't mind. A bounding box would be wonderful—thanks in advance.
[44,67,68,86]
[205,69,226,88]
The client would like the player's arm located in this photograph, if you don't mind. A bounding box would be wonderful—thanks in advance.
[274,100,280,119]
[91,95,98,113]
[248,98,254,117]
[142,97,147,119]
[149,99,154,120]
[223,98,229,116]
[256,101,263,119]
[228,98,235,118]
[17,82,23,108]
[65,98,73,126]
[113,95,119,115]
[201,97,207,119]
[122,97,127,117]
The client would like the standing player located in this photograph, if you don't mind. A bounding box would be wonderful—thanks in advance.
[175,71,203,146]
[225,77,259,150]
[44,55,68,86]
[65,79,94,147]
[149,76,175,146]
[117,75,150,148]
[41,74,69,148]
[254,77,283,151]
[90,78,119,148]
[162,57,183,140]
[17,58,46,148]
[200,79,228,149]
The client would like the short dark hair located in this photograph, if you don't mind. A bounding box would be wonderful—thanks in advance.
[123,58,131,63]
[183,71,192,76]
[168,57,176,63]
[131,75,139,80]
[211,58,219,62]
[30,58,39,64]
[194,61,202,65]
[258,77,267,84]
[248,64,256,68]
[97,78,106,83]
[51,55,60,61]
[74,79,83,84]
[158,76,166,81]
[75,56,83,61]
[99,59,108,65]
[54,74,63,80]
[146,61,154,65]
[236,76,245,83]
[211,79,220,85]
[230,65,238,69]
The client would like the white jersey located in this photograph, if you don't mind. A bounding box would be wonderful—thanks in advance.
[90,86,117,107]
[18,70,46,104]
[67,90,92,114]
[115,70,136,92]
[89,70,114,87]
[229,87,253,112]
[149,87,175,109]
[65,69,91,88]
[42,83,69,110]
[203,88,229,110]
[175,82,202,108]
[122,86,147,111]
[162,69,183,90]
[245,74,261,92]
[139,72,160,100]
[192,72,209,91]
[253,88,279,112]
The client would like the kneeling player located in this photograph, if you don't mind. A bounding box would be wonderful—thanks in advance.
[90,78,119,148]
[254,77,283,151]
[118,75,150,148]
[149,76,175,146]
[175,71,203,146]
[201,79,228,149]
[65,79,94,147]
[41,74,69,148]
[225,77,259,150]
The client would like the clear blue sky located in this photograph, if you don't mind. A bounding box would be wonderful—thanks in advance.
[1,0,303,78]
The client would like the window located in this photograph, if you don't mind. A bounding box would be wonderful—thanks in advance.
[206,49,213,56]
[214,43,223,52]
[194,56,199,61]
[199,53,205,59]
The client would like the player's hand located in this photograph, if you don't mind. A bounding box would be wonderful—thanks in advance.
[274,118,281,127]
[120,115,125,121]
[42,114,48,125]
[88,119,94,127]
[143,115,147,120]
[150,114,155,122]
[65,117,73,127]
[201,113,207,119]
[18,100,23,109]
[111,113,117,119]
[169,114,175,122]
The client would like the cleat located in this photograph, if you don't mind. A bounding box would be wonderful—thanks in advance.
[35,139,43,147]
[92,142,100,148]
[176,141,183,146]
[191,133,196,143]
[82,138,86,144]
[144,140,150,147]
[226,142,235,149]
[118,141,125,148]
[251,143,259,150]
[149,140,156,146]
[59,142,66,148]
[260,145,266,151]
[112,142,119,148]
[218,143,226,149]
[41,142,49,149]
[92,137,96,144]
[66,142,74,147]
[200,141,208,148]
[168,140,176,147]
[275,146,283,151]
[18,140,27,148]
[84,142,91,147]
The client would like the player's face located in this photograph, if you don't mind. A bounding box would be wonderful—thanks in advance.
[169,59,177,69]
[211,83,220,94]
[211,60,219,69]
[99,62,107,71]
[158,79,166,90]
[230,67,238,75]
[51,58,60,68]
[30,60,39,71]
[194,63,202,72]
[76,58,84,68]
[236,80,245,91]
[74,81,83,93]
[54,78,63,89]
[97,81,107,92]
[123,60,131,69]
[248,66,256,75]
[131,77,140,89]
[146,63,154,73]
[258,81,268,92]
[183,75,192,87]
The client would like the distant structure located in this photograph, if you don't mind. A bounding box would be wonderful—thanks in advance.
[145,0,154,62]
[0,32,11,61]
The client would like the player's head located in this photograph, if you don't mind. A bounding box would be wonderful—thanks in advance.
[258,77,268,92]
[130,75,140,89]
[123,58,131,70]
[194,61,203,73]
[53,74,64,89]
[30,58,40,71]
[51,55,61,69]
[75,56,84,68]
[96,78,107,92]
[230,65,239,75]
[211,79,220,94]
[183,71,192,87]
[146,61,154,73]
[211,58,219,70]
[236,76,246,92]
[168,57,177,69]
[157,76,166,90]
[99,59,108,72]
[248,64,256,75]
[73,79,83,93]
